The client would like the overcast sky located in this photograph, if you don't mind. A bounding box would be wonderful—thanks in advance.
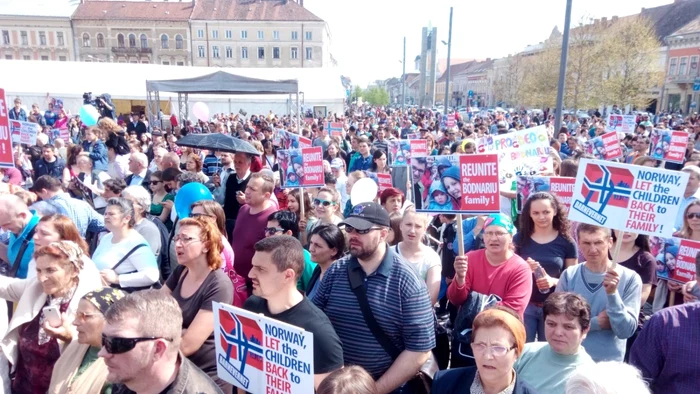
[303,0,673,87]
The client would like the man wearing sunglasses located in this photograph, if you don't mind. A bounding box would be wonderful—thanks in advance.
[100,290,223,393]
[312,202,436,394]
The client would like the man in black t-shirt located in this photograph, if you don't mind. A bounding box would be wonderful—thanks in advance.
[244,235,343,389]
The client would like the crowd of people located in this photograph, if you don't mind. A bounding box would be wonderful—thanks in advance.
[0,96,697,394]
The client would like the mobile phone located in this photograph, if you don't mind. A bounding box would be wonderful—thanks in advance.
[42,306,62,327]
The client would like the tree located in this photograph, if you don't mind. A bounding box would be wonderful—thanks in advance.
[519,42,561,109]
[599,16,663,110]
[492,55,525,107]
[564,16,607,110]
[350,86,363,102]
[363,86,390,106]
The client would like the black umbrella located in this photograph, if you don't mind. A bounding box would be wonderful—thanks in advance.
[175,133,260,156]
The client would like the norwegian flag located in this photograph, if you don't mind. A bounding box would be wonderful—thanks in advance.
[10,121,20,141]
[581,163,633,211]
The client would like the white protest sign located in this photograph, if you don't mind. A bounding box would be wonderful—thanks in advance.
[569,159,688,237]
[10,120,40,145]
[214,302,314,394]
[605,114,636,133]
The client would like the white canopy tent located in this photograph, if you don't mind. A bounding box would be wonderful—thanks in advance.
[0,60,345,118]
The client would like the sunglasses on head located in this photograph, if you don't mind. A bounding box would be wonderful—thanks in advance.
[314,198,336,207]
[101,334,171,355]
[343,225,382,235]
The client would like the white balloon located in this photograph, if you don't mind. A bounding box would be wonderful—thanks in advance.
[192,101,210,122]
[351,178,378,205]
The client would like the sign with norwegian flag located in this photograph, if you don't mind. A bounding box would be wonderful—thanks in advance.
[0,89,14,168]
[569,159,687,237]
[325,122,343,138]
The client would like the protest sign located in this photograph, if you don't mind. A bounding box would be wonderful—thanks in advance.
[412,154,500,214]
[214,302,314,394]
[410,140,428,158]
[569,159,688,237]
[0,88,13,168]
[376,173,393,192]
[583,131,623,161]
[475,126,551,185]
[655,237,698,284]
[10,120,40,145]
[516,176,576,213]
[447,114,456,128]
[605,114,636,133]
[277,147,324,188]
[325,122,343,138]
[650,129,688,164]
[278,130,311,149]
[389,139,428,166]
[407,133,420,140]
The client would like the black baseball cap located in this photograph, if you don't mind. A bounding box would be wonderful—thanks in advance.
[339,202,390,231]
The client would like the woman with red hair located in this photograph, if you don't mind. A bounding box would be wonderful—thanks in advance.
[379,187,404,214]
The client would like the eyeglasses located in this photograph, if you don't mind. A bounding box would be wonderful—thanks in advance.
[75,311,100,321]
[687,213,700,220]
[264,227,285,235]
[102,334,171,355]
[314,198,336,207]
[343,225,382,235]
[483,231,509,238]
[470,343,516,357]
[173,235,201,245]
[150,180,162,185]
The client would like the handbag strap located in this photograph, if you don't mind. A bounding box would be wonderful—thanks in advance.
[8,226,36,278]
[347,263,401,359]
[112,244,149,272]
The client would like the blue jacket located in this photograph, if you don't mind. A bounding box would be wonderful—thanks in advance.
[349,154,372,172]
[452,216,483,255]
[432,366,539,394]
[34,157,66,180]
[8,108,26,121]
[82,139,108,172]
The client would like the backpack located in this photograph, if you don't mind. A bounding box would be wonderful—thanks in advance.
[146,216,171,282]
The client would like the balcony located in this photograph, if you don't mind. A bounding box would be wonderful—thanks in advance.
[111,47,152,54]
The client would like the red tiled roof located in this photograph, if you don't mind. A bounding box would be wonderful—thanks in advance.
[192,0,323,22]
[72,1,193,21]
[437,61,474,83]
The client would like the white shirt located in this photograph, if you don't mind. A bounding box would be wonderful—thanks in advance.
[108,154,131,180]
[92,230,160,288]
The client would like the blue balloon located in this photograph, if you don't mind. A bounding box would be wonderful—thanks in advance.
[174,182,213,219]
[79,104,100,127]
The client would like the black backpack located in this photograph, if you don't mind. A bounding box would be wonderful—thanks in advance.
[146,216,171,282]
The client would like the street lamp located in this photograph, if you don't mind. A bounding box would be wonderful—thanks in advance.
[442,8,453,113]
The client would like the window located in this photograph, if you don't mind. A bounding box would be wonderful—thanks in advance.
[41,55,49,61]
[162,61,170,65]
[128,34,136,47]
[212,45,220,58]
[258,30,264,39]
[305,47,312,60]
[59,56,66,61]
[241,46,248,59]
[225,46,232,58]
[258,46,265,59]
[669,58,677,76]
[57,32,64,46]
[141,60,149,64]
[273,30,279,40]
[241,30,248,39]
[118,34,125,48]
[291,31,298,40]
[97,33,104,48]
[140,34,148,49]
[225,30,232,39]
[39,31,46,45]
[161,34,169,49]
[691,56,699,76]
[212,30,218,39]
[291,47,298,59]
[2,30,9,44]
[197,29,204,38]
[175,35,183,49]
[177,61,184,66]
[305,31,312,41]
[273,47,280,59]
[679,57,688,75]
[82,33,90,47]
[23,55,30,60]
[197,45,205,58]
[20,31,28,45]
[5,55,12,60]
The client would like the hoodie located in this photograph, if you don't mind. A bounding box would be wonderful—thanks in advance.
[427,180,454,210]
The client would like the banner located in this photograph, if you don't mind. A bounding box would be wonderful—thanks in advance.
[583,131,623,161]
[388,139,428,166]
[277,130,311,149]
[410,139,428,158]
[277,146,324,188]
[325,122,343,138]
[605,114,636,133]
[377,173,393,192]
[447,114,456,128]
[516,176,576,213]
[412,154,500,214]
[0,88,13,168]
[650,129,688,164]
[10,120,40,145]
[654,237,698,283]
[475,126,551,184]
[569,159,688,237]
[214,302,314,394]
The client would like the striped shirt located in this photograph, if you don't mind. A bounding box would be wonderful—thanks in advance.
[373,139,389,157]
[312,245,436,379]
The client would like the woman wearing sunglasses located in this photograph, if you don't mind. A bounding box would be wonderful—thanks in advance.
[48,287,126,394]
[666,200,700,306]
[0,241,103,394]
[304,188,342,245]
[432,307,537,394]
[163,216,234,393]
[149,171,174,228]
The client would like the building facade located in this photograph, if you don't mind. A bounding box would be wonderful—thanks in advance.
[190,0,329,68]
[71,1,192,65]
[661,17,700,114]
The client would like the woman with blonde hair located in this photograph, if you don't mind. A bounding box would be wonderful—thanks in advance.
[395,210,441,305]
[163,216,234,392]
[316,366,377,394]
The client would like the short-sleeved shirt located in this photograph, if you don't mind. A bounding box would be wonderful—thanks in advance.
[619,249,657,326]
[393,243,440,281]
[166,265,233,391]
[311,245,436,379]
[244,295,344,374]
[514,233,578,303]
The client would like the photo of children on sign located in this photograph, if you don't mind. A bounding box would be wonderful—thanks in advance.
[515,176,576,213]
[277,147,324,188]
[652,237,699,283]
[583,132,623,161]
[411,154,500,214]
[650,129,688,164]
[388,140,412,166]
[276,129,312,149]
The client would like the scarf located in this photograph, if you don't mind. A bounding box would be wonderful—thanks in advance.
[48,343,109,394]
[38,286,76,345]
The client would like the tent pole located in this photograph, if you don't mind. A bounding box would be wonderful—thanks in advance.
[296,90,301,135]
